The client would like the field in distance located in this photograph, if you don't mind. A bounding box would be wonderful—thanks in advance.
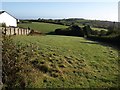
[18,22,108,34]
[18,22,68,33]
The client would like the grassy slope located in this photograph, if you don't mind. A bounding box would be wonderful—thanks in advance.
[13,35,119,88]
[18,22,67,33]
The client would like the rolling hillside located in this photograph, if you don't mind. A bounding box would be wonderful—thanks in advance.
[12,35,119,88]
[18,22,108,36]
[18,22,68,33]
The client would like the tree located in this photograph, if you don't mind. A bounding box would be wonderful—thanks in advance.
[55,25,84,37]
[83,25,92,37]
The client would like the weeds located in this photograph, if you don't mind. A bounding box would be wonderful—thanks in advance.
[2,36,38,88]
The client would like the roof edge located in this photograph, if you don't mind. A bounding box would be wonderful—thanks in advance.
[0,11,18,20]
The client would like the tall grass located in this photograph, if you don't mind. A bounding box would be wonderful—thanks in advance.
[2,36,39,88]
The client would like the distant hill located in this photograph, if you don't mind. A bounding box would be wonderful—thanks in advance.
[23,18,119,30]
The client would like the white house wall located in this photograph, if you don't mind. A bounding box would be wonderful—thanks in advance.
[0,12,17,27]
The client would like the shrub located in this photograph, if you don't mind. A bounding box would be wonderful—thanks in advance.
[99,30,107,36]
[55,25,84,37]
[2,36,38,88]
[87,35,120,48]
[1,23,6,27]
[82,25,92,37]
[2,36,23,88]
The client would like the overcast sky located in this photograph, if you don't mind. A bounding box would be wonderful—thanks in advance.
[0,0,119,21]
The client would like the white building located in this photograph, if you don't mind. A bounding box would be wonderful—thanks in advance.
[118,1,120,22]
[0,11,18,27]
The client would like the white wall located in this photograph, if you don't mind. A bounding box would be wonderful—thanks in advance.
[118,1,120,22]
[0,12,17,27]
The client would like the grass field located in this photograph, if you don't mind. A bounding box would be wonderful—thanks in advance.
[18,22,108,35]
[78,25,108,31]
[91,27,108,31]
[18,22,67,33]
[12,35,119,88]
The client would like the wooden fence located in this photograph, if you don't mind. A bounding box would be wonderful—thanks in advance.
[2,27,31,35]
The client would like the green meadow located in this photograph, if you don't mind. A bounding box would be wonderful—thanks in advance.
[12,35,119,88]
[91,27,108,31]
[18,22,67,33]
[18,22,108,34]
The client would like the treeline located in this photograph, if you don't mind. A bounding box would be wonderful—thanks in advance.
[64,18,120,31]
[54,25,109,37]
[19,19,67,26]
[38,18,120,31]
[37,18,120,30]
[38,19,67,26]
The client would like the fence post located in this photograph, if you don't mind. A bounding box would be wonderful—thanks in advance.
[28,29,29,35]
[10,28,11,35]
[27,29,28,35]
[26,29,27,35]
[18,28,19,35]
[23,29,25,35]
[4,27,6,35]
[21,28,22,35]
[29,29,30,34]
[26,29,28,34]
[14,28,15,35]
[22,28,24,35]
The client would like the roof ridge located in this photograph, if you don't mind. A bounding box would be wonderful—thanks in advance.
[0,11,18,20]
[0,11,5,14]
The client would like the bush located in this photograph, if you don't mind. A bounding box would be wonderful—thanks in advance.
[106,30,120,36]
[1,23,6,27]
[55,25,84,37]
[82,25,92,36]
[2,36,38,88]
[99,30,107,36]
[87,35,120,48]
[2,36,23,88]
